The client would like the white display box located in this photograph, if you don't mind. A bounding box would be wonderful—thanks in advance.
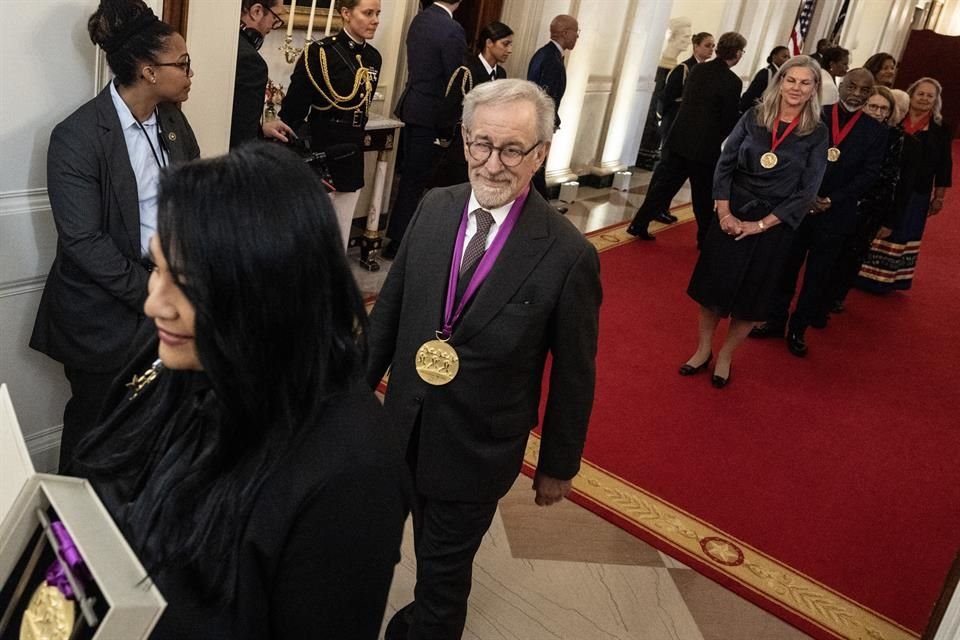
[0,384,165,639]
[613,171,632,192]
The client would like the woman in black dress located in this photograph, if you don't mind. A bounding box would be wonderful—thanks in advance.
[72,145,406,639]
[281,0,382,249]
[683,56,829,387]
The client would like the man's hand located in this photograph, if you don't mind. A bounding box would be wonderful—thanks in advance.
[813,196,832,213]
[533,471,572,506]
[262,119,295,143]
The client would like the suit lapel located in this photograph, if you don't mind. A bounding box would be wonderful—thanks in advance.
[157,104,188,164]
[422,185,471,331]
[96,86,141,257]
[452,191,553,345]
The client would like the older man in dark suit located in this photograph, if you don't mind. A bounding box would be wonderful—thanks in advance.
[527,14,579,201]
[369,78,601,640]
[752,68,884,356]
[385,0,466,259]
[627,31,746,247]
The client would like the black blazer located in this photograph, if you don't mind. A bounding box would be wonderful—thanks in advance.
[660,55,698,119]
[666,58,741,165]
[527,42,566,128]
[230,31,268,148]
[394,4,467,128]
[30,85,200,372]
[367,184,602,503]
[817,104,886,233]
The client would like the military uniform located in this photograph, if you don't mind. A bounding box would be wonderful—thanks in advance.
[281,32,381,192]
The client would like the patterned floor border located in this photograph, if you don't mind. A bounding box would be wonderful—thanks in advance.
[584,204,694,252]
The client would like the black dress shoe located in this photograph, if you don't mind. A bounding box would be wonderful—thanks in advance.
[653,212,678,224]
[626,224,655,240]
[711,367,731,388]
[787,330,808,357]
[679,353,712,376]
[749,323,785,339]
[384,602,415,640]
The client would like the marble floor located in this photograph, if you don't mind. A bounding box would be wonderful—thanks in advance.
[359,171,812,639]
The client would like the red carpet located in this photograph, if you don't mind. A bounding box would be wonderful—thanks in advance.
[524,145,960,640]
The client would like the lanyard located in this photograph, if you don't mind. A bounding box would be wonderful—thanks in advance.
[440,187,530,339]
[770,115,801,153]
[831,104,863,148]
[133,108,167,171]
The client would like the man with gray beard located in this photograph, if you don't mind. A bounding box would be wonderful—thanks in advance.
[367,78,602,639]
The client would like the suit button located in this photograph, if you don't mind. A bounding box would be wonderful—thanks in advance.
[415,396,423,403]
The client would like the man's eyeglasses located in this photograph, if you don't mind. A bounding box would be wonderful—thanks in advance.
[152,55,191,76]
[266,5,285,31]
[465,138,542,167]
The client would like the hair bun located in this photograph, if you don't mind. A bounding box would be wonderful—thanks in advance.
[88,0,159,53]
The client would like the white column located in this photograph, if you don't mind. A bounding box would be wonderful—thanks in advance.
[596,0,673,173]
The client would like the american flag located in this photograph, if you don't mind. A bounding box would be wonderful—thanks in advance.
[790,0,818,55]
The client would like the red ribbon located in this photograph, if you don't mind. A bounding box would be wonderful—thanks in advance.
[770,114,801,154]
[831,103,863,148]
[902,113,931,136]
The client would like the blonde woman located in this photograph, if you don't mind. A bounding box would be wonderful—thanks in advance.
[683,56,828,387]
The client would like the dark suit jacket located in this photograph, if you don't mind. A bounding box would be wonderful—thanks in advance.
[30,84,200,372]
[527,42,566,128]
[367,184,602,503]
[230,31,268,148]
[394,4,467,129]
[816,104,885,233]
[666,57,741,165]
[660,55,697,119]
[437,53,506,133]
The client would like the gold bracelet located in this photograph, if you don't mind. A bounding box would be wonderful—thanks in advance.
[757,219,766,231]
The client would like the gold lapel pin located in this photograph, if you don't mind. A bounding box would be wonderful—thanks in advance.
[167,132,177,142]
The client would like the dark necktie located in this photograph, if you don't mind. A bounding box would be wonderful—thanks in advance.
[490,69,497,82]
[460,208,495,278]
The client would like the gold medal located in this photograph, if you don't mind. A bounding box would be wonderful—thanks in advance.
[760,152,778,169]
[20,584,75,640]
[415,339,460,385]
[827,147,841,162]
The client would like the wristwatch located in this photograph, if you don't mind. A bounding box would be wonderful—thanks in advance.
[757,219,766,232]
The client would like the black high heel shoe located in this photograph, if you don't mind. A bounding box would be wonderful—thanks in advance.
[711,366,732,389]
[679,353,712,376]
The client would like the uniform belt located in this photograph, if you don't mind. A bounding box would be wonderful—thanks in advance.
[312,110,364,128]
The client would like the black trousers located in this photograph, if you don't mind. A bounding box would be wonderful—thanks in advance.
[388,125,443,247]
[401,413,499,640]
[767,215,847,331]
[60,366,117,472]
[629,149,715,247]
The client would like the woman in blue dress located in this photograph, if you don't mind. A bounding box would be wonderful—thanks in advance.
[683,56,829,387]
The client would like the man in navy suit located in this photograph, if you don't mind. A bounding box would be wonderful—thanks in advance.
[384,0,466,259]
[752,68,884,356]
[527,14,579,201]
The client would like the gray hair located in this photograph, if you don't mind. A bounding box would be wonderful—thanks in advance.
[906,77,944,125]
[754,55,822,136]
[462,79,556,143]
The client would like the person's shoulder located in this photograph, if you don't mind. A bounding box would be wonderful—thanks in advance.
[53,90,106,139]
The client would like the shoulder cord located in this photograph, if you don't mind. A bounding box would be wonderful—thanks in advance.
[445,66,473,98]
[302,41,373,113]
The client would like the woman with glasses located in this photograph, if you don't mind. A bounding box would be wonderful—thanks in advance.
[281,0,383,250]
[857,77,952,293]
[31,0,199,472]
[828,86,907,311]
[72,144,406,639]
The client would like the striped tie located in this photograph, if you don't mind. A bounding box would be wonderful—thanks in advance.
[460,208,495,276]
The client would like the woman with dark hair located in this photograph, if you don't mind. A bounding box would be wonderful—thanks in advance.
[819,46,850,105]
[432,20,515,187]
[858,77,952,292]
[280,0,383,249]
[828,85,906,310]
[863,52,897,87]
[684,56,828,387]
[660,32,715,142]
[739,45,791,112]
[30,0,199,472]
[71,144,406,638]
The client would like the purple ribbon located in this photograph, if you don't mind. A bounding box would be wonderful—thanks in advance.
[441,186,530,338]
[45,520,87,599]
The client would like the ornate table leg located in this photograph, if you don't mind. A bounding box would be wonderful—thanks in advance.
[358,150,387,271]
